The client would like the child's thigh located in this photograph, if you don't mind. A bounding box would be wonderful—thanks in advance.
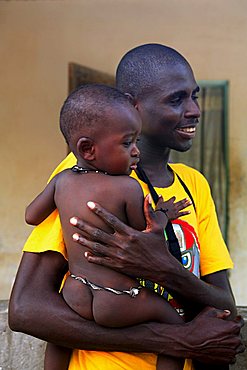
[62,275,93,320]
[92,286,183,327]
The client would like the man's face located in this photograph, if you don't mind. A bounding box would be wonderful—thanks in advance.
[136,63,200,152]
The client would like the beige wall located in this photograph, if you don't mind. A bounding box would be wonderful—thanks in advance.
[1,0,247,304]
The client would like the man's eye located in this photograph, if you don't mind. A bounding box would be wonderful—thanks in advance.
[169,93,184,105]
[192,94,199,101]
[170,97,182,105]
[123,141,131,147]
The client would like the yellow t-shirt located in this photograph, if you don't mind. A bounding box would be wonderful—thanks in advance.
[23,153,233,370]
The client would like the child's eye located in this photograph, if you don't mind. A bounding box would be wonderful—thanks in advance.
[123,141,131,147]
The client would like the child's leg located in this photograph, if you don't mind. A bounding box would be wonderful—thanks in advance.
[91,282,185,370]
[63,273,184,369]
[193,362,229,370]
[62,274,93,320]
[157,355,184,370]
[92,282,183,327]
[44,342,71,370]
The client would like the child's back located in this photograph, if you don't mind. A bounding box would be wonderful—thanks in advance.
[55,169,146,322]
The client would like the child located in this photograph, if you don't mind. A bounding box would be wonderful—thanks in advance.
[26,84,191,370]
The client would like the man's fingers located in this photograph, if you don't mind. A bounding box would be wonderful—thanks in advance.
[143,195,160,231]
[85,252,114,268]
[73,233,120,263]
[70,217,113,245]
[87,201,131,234]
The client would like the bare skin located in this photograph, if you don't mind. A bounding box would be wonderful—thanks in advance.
[71,198,243,370]
[9,237,244,365]
[72,197,237,319]
[67,61,245,368]
[24,102,192,369]
[8,51,245,369]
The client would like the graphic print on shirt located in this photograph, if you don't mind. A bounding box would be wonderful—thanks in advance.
[138,219,200,309]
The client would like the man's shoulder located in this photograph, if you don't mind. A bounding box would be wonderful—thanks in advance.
[169,162,207,184]
[48,152,76,182]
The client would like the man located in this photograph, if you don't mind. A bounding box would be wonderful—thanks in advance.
[9,44,244,370]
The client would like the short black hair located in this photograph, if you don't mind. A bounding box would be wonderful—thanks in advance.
[116,43,190,98]
[60,84,132,145]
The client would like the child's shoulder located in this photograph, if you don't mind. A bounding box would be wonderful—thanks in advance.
[101,175,143,202]
[51,167,75,186]
[113,175,143,191]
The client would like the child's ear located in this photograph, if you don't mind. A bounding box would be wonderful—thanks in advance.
[124,93,138,109]
[76,137,95,160]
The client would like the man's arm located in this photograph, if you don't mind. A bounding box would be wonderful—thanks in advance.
[72,197,236,317]
[8,251,244,363]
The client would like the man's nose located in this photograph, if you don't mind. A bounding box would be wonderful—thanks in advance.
[184,99,201,119]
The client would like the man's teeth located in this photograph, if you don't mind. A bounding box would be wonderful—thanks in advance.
[179,127,195,133]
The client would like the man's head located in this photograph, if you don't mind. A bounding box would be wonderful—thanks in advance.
[116,43,200,152]
[60,84,141,174]
[116,43,190,99]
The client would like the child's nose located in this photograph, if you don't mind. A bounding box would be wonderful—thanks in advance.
[131,144,140,157]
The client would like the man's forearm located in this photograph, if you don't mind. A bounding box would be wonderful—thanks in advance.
[9,252,244,364]
[7,251,181,353]
[8,279,243,364]
[151,254,236,315]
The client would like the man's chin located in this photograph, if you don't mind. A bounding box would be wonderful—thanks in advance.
[174,140,193,152]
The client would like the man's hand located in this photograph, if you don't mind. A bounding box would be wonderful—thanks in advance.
[182,307,245,364]
[70,195,174,281]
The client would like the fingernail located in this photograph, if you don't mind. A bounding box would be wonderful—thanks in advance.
[84,251,89,257]
[224,309,231,314]
[70,217,78,225]
[87,201,96,209]
[147,194,152,204]
[72,233,79,241]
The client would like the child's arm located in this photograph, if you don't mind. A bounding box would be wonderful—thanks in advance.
[124,178,146,231]
[44,343,71,370]
[125,178,192,231]
[155,196,192,221]
[25,176,57,226]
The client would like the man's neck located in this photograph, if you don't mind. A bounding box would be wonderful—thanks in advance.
[138,139,174,188]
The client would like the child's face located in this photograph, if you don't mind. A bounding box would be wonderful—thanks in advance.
[94,106,142,175]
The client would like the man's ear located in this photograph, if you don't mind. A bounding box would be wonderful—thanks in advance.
[76,137,95,160]
[124,93,138,109]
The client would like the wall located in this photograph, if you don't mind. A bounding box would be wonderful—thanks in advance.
[1,0,247,304]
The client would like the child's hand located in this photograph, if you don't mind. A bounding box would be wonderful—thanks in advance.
[155,196,192,221]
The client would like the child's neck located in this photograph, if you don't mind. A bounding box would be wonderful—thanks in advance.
[72,164,108,175]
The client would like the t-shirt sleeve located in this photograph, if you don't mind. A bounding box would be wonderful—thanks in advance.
[195,171,233,276]
[22,152,76,258]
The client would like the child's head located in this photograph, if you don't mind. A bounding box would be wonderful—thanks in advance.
[60,84,142,175]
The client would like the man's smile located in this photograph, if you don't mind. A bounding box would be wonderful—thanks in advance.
[176,126,197,139]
